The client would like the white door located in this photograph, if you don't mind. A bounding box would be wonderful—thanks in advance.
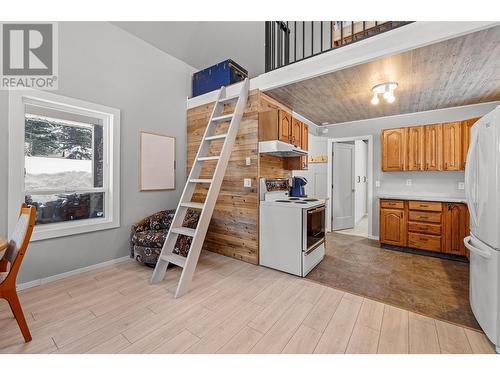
[332,142,355,230]
[465,106,500,249]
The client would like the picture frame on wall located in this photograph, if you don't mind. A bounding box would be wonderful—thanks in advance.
[139,131,176,191]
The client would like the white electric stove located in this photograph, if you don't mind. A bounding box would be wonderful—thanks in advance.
[259,178,326,277]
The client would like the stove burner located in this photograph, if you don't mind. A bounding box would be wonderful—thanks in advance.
[275,200,291,203]
[293,201,308,204]
[302,198,319,202]
[288,197,301,200]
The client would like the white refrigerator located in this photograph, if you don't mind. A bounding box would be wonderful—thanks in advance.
[464,105,500,353]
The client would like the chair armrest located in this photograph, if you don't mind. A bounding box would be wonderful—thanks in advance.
[131,216,151,234]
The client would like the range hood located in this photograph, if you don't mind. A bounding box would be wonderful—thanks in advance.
[258,140,308,157]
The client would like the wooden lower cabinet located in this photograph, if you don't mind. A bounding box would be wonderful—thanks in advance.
[442,203,469,256]
[380,199,469,257]
[380,206,407,246]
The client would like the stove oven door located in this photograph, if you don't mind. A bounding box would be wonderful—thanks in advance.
[303,205,326,251]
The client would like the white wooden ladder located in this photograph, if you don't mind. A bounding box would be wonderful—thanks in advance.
[150,78,249,298]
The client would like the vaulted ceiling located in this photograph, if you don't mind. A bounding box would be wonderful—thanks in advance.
[113,22,265,77]
[264,25,500,125]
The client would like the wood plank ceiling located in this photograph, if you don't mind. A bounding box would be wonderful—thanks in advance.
[264,25,500,125]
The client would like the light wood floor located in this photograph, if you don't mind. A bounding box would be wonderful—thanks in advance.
[0,251,496,354]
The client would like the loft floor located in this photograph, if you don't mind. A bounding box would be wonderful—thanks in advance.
[0,250,494,354]
[307,232,477,329]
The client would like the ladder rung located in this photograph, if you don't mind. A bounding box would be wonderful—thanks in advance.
[219,95,239,104]
[161,253,186,268]
[205,133,228,141]
[171,227,196,237]
[198,156,220,161]
[189,179,212,184]
[211,114,233,123]
[180,202,205,209]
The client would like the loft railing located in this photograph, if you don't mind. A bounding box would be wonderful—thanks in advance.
[264,21,412,72]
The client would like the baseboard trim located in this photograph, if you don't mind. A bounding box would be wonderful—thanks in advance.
[17,256,130,291]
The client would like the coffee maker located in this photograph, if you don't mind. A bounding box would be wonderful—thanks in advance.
[290,177,307,197]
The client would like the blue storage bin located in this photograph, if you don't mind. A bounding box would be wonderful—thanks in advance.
[192,59,248,97]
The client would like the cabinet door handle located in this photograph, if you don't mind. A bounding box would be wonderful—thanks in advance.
[419,204,429,208]
[419,227,427,231]
[445,162,448,170]
[420,237,428,242]
[419,216,429,219]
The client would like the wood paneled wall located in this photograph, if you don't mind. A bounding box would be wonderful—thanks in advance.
[187,90,292,265]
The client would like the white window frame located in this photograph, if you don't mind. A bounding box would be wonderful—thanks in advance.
[8,90,120,241]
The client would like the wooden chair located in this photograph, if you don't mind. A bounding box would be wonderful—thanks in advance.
[0,204,36,342]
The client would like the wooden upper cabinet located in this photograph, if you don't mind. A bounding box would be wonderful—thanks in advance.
[442,122,462,171]
[285,121,309,171]
[382,128,407,171]
[258,109,292,144]
[380,207,407,246]
[462,117,480,169]
[442,203,469,256]
[407,126,425,171]
[301,123,309,151]
[278,111,291,143]
[424,124,443,171]
[290,117,302,147]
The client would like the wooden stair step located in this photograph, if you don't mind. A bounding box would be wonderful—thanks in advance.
[189,179,212,184]
[160,253,186,268]
[219,95,239,104]
[170,227,196,237]
[211,114,233,123]
[205,133,228,141]
[198,156,220,161]
[180,202,205,210]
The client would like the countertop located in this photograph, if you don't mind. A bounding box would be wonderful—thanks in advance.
[377,193,467,203]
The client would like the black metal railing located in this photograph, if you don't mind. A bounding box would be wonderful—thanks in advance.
[265,21,412,72]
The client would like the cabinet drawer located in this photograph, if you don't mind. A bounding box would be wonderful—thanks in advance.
[408,233,442,252]
[408,201,442,212]
[408,222,441,235]
[380,200,404,209]
[408,211,441,223]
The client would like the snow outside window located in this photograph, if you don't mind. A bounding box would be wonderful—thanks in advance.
[8,91,120,241]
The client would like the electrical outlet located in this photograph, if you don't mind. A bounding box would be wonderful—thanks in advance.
[406,179,412,186]
[375,180,381,188]
[244,178,252,188]
[245,157,251,166]
[458,182,465,190]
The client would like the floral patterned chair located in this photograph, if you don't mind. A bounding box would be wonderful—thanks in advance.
[130,208,200,267]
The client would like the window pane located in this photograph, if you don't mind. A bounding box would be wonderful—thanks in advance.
[25,192,104,225]
[24,114,104,191]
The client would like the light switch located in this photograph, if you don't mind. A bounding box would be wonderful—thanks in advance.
[458,182,465,190]
[245,157,251,166]
[375,180,381,187]
[244,178,252,188]
[406,179,412,186]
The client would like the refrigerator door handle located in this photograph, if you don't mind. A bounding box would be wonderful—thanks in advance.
[464,236,491,259]
[465,129,479,228]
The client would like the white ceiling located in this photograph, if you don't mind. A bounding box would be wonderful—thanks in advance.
[112,22,265,78]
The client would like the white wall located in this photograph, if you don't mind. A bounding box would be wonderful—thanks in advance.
[0,22,196,284]
[354,140,368,223]
[321,101,500,238]
[292,133,328,198]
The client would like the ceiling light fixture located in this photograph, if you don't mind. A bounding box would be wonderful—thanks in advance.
[371,82,398,105]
